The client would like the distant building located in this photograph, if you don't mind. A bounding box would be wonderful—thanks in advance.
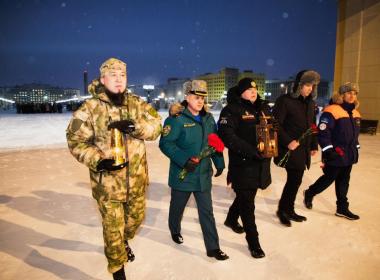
[165,77,190,101]
[196,68,266,102]
[264,79,293,102]
[0,84,80,104]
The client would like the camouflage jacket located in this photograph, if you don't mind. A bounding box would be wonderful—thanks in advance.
[66,79,162,202]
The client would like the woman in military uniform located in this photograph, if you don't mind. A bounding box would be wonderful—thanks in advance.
[218,78,274,258]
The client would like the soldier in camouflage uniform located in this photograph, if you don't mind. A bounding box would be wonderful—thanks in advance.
[66,58,162,280]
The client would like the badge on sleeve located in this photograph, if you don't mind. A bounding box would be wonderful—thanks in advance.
[162,124,171,136]
[219,117,228,125]
[319,123,327,131]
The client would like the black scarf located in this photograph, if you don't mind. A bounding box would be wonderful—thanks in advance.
[105,89,125,106]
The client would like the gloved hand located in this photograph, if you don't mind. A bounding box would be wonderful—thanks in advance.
[322,149,340,162]
[251,150,264,160]
[184,157,200,173]
[214,168,223,177]
[97,159,126,171]
[108,120,135,134]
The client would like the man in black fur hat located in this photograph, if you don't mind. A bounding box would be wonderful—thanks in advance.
[273,70,320,227]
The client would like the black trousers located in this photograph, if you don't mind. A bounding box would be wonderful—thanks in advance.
[226,189,259,250]
[307,164,352,210]
[278,168,305,213]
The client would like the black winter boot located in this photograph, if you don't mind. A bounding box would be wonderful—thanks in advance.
[112,266,126,280]
[224,219,244,234]
[303,189,313,209]
[287,211,307,222]
[207,249,229,260]
[276,210,291,227]
[336,208,360,220]
[250,239,265,259]
[171,233,184,244]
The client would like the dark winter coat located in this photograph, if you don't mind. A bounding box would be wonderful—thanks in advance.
[273,94,318,170]
[318,102,360,166]
[217,87,272,190]
[159,104,225,192]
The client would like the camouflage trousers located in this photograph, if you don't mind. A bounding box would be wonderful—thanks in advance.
[96,185,146,273]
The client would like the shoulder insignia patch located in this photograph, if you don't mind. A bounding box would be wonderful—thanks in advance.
[70,119,84,133]
[162,124,171,136]
[319,123,327,131]
[219,117,228,125]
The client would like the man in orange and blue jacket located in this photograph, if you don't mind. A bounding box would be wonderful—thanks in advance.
[304,82,361,220]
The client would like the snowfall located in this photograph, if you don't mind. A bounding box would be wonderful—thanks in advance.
[0,110,379,280]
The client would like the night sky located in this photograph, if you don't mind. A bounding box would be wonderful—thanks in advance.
[0,0,337,89]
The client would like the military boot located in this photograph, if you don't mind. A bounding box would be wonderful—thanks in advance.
[303,189,313,209]
[171,233,184,244]
[112,266,126,280]
[288,211,307,222]
[335,208,360,220]
[250,238,265,259]
[224,219,244,234]
[276,210,291,227]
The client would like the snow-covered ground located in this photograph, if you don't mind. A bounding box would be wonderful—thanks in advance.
[0,112,379,280]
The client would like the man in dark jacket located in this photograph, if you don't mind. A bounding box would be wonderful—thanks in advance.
[218,78,275,258]
[273,70,320,227]
[159,80,229,260]
[304,82,361,220]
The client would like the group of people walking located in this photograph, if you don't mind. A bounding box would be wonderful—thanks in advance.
[66,58,361,280]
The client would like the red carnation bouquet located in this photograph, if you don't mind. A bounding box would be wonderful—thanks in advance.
[179,133,225,180]
[278,124,319,167]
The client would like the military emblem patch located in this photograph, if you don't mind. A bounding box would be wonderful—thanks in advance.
[319,123,327,131]
[242,111,255,120]
[162,125,171,136]
[219,117,228,125]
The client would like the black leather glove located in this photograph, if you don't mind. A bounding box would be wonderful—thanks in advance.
[322,149,340,162]
[108,120,135,134]
[184,157,199,173]
[214,168,223,177]
[97,159,126,171]
[251,150,264,160]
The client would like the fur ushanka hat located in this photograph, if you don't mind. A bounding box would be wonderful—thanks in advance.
[290,70,320,100]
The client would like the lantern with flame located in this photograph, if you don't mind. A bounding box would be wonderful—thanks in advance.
[110,128,127,166]
[256,113,278,158]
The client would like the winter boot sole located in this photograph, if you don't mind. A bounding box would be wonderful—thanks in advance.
[335,212,360,220]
